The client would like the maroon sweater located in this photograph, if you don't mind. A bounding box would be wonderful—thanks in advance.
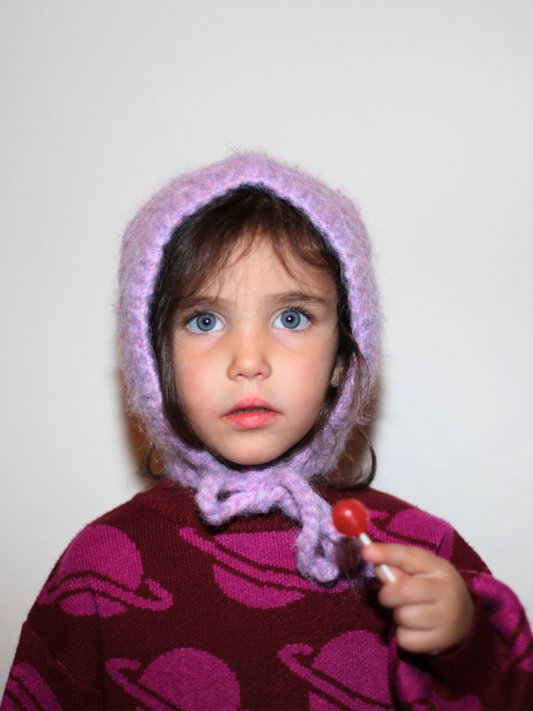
[2,482,533,710]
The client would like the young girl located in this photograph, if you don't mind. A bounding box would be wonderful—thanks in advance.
[2,153,532,710]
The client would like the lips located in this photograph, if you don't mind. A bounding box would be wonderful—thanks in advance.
[222,397,279,429]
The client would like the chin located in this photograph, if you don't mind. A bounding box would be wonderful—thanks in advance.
[216,447,288,469]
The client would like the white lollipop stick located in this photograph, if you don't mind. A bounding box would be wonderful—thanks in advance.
[359,532,396,582]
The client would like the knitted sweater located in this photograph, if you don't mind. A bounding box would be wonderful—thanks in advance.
[2,482,532,710]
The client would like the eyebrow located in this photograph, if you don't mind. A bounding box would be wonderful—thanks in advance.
[265,291,333,308]
[177,291,334,313]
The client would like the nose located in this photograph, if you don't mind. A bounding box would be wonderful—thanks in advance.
[226,327,272,381]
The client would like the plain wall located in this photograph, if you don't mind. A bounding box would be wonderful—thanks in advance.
[1,0,532,688]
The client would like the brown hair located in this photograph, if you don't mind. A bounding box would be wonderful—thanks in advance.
[148,185,369,470]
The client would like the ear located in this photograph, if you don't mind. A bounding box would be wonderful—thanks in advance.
[330,363,343,387]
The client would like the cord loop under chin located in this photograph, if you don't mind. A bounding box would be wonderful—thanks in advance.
[196,468,342,583]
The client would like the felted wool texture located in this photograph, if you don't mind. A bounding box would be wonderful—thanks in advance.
[118,152,381,583]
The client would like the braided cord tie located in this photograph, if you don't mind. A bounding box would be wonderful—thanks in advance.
[196,468,342,584]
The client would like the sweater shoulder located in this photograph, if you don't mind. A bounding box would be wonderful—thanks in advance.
[39,482,198,585]
[322,483,442,520]
[351,485,429,513]
[92,479,198,528]
[322,485,489,572]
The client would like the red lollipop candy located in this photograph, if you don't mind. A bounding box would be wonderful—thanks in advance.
[331,498,396,582]
[332,499,369,538]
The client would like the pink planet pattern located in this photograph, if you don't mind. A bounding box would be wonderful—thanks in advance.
[178,505,453,611]
[278,630,393,711]
[2,664,62,710]
[37,525,173,617]
[106,648,241,711]
[179,527,363,609]
[367,508,455,560]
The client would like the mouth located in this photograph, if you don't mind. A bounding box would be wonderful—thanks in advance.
[232,406,270,414]
[222,398,280,429]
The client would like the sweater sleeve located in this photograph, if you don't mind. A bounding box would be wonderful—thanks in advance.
[1,527,113,710]
[1,620,104,711]
[389,526,533,710]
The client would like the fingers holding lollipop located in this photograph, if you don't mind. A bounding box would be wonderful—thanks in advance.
[332,499,475,655]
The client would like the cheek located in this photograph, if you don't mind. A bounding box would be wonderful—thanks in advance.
[284,340,338,415]
[289,331,338,376]
[172,344,211,412]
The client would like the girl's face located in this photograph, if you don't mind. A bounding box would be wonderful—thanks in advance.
[172,237,340,466]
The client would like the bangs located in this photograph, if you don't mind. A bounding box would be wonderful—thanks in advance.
[159,185,344,309]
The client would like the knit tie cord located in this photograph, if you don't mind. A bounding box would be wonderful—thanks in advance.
[196,468,343,583]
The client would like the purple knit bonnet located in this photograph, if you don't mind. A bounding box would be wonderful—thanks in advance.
[118,153,380,583]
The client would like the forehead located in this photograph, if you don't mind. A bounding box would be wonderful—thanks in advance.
[201,235,338,300]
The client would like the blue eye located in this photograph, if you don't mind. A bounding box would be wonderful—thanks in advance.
[187,312,223,333]
[273,310,310,330]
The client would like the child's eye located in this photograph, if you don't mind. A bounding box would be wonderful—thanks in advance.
[187,312,224,333]
[273,310,310,331]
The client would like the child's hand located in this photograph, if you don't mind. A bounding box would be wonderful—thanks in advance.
[362,543,475,656]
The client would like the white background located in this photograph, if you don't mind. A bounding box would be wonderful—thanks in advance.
[1,0,532,690]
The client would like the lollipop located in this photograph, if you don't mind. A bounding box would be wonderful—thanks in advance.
[332,499,396,582]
